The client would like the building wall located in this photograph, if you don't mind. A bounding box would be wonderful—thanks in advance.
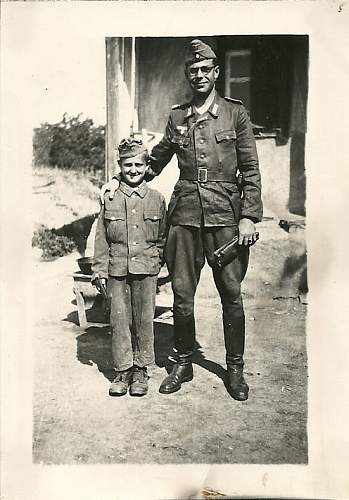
[257,139,291,218]
[134,36,308,217]
[137,36,308,133]
[137,37,190,133]
[288,37,308,216]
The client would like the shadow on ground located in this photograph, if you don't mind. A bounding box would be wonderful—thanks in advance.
[280,251,308,293]
[76,326,115,381]
[74,305,227,387]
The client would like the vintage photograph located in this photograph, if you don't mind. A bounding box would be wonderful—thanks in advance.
[32,34,308,465]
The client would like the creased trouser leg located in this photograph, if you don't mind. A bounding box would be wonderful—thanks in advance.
[166,223,250,365]
[131,274,157,368]
[109,276,133,371]
[203,226,249,366]
[165,225,205,355]
[109,274,157,371]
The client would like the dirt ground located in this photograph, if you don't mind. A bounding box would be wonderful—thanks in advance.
[32,169,307,465]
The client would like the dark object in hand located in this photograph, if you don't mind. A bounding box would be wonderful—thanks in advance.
[77,256,93,274]
[213,232,259,268]
[213,236,239,269]
[93,276,108,301]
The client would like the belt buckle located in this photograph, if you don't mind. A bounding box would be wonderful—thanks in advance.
[198,168,208,182]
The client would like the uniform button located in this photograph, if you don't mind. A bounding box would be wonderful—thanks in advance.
[133,224,137,229]
[110,217,116,221]
[131,209,136,214]
[131,257,135,261]
[133,241,137,245]
[200,139,205,144]
[200,153,205,159]
[198,125,203,129]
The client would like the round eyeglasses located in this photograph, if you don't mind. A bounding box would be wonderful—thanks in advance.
[188,65,215,76]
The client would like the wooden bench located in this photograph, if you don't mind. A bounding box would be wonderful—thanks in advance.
[73,271,173,328]
[72,272,102,328]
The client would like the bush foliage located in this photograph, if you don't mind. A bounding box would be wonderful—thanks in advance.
[33,114,105,173]
[32,225,77,260]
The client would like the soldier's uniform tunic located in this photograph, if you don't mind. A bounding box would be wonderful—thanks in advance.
[149,91,263,365]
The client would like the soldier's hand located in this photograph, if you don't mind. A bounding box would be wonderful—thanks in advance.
[99,177,120,204]
[238,218,258,246]
[144,165,157,182]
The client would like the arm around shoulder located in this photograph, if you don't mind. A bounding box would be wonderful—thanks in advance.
[148,113,176,176]
[99,176,120,204]
[91,206,109,281]
[157,195,167,266]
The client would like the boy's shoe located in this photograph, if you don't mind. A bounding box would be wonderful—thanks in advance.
[129,366,148,396]
[109,369,132,396]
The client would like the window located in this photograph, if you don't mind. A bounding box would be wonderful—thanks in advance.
[225,50,251,112]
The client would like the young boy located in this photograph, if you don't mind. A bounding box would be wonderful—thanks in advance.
[92,137,166,397]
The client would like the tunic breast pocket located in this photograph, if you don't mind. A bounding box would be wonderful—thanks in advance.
[215,129,237,165]
[143,210,161,243]
[104,210,125,243]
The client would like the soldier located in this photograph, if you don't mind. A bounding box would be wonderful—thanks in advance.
[101,39,262,401]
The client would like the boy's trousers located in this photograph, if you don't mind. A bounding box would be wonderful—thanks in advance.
[109,274,157,371]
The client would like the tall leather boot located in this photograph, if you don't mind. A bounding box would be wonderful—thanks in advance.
[159,314,195,394]
[226,356,249,401]
[223,305,249,401]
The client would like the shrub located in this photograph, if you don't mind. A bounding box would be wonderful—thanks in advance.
[33,113,105,173]
[32,225,77,260]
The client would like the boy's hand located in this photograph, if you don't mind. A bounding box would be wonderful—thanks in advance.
[95,277,107,292]
[99,177,119,204]
[92,276,108,296]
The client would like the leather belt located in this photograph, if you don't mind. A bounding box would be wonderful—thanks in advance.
[179,168,236,183]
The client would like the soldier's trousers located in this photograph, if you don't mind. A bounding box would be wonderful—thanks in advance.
[109,274,157,371]
[165,224,249,366]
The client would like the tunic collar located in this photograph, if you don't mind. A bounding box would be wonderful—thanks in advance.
[119,180,148,198]
[185,91,220,122]
[207,91,220,118]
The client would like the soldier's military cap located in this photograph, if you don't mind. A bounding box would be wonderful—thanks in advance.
[118,137,148,160]
[185,39,217,65]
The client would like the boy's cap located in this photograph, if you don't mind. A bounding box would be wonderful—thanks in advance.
[118,137,148,160]
[185,39,217,65]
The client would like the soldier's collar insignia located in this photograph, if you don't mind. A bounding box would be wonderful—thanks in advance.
[211,103,219,117]
[185,106,195,119]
